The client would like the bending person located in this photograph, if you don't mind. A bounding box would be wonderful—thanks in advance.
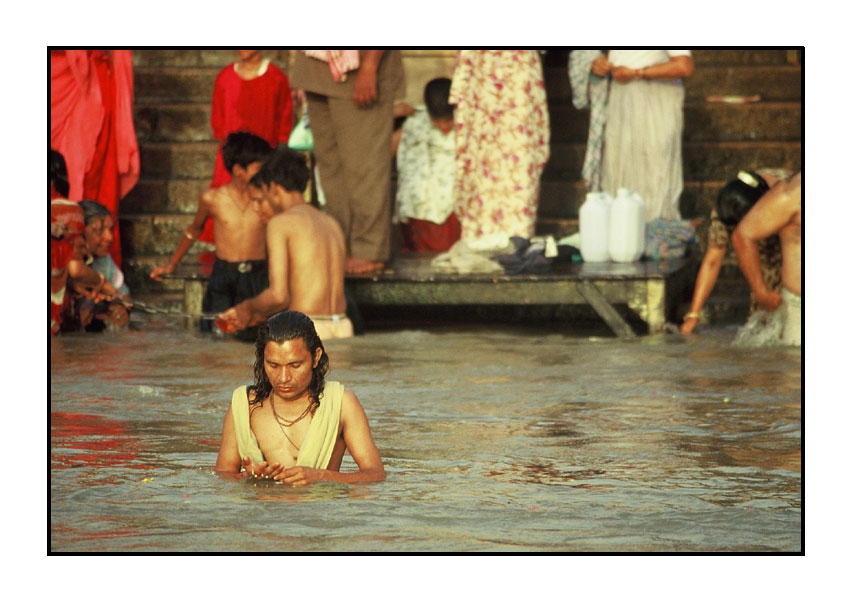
[732,171,801,346]
[681,170,786,335]
[215,310,384,484]
[217,147,353,340]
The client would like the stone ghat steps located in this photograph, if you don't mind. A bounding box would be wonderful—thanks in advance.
[541,49,798,68]
[133,49,291,69]
[544,65,802,103]
[132,98,803,144]
[123,49,801,319]
[135,139,800,184]
[133,48,798,69]
[133,62,802,104]
[121,172,790,254]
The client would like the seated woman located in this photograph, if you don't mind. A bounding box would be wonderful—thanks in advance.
[680,168,789,336]
[51,149,121,335]
[78,200,132,331]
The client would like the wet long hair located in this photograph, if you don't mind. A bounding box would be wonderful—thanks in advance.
[249,311,329,412]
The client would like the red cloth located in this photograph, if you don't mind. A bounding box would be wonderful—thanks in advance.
[400,213,462,254]
[202,61,294,243]
[50,200,85,335]
[51,50,139,267]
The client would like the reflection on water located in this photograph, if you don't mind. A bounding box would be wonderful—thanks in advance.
[50,322,801,552]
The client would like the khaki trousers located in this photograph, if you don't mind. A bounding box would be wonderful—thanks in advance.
[306,92,393,263]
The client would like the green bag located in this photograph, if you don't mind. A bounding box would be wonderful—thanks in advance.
[288,116,314,151]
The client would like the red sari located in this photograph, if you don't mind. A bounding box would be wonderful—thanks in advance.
[51,50,139,267]
[202,61,293,243]
[50,200,85,335]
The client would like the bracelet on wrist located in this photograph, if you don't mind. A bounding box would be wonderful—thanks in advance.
[684,311,700,320]
[185,229,196,241]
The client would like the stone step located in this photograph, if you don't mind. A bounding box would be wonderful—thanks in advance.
[135,99,802,146]
[120,176,209,215]
[695,49,800,67]
[544,65,802,103]
[132,49,291,69]
[544,140,800,181]
[542,49,799,68]
[135,60,802,105]
[136,141,217,179]
[134,137,800,194]
[119,212,210,257]
[548,100,801,143]
[133,49,798,71]
[123,254,208,295]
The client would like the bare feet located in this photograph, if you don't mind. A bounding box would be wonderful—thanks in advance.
[345,257,384,274]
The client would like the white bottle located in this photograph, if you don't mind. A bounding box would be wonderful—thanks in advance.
[608,188,646,262]
[579,191,612,262]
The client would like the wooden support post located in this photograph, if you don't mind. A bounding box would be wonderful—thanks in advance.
[576,280,636,338]
[184,279,205,330]
[645,280,666,334]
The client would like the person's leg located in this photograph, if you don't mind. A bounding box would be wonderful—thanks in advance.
[201,262,234,332]
[307,93,352,250]
[229,267,269,341]
[327,95,394,271]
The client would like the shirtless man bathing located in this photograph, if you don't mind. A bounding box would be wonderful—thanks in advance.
[732,170,802,346]
[150,132,272,337]
[217,146,354,340]
[215,310,384,484]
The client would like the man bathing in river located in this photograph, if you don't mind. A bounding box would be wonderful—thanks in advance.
[217,147,354,340]
[215,310,384,484]
[732,170,802,346]
[150,132,272,337]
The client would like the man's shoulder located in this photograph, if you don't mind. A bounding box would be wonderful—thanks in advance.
[201,186,222,204]
[273,203,320,225]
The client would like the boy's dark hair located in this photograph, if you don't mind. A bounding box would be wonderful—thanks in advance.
[51,149,70,198]
[250,311,329,412]
[716,170,770,227]
[424,77,454,120]
[249,147,310,193]
[221,131,274,174]
[78,199,113,226]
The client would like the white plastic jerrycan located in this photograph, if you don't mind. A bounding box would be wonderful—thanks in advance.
[608,188,646,263]
[578,191,612,262]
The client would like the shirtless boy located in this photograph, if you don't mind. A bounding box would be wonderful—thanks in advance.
[150,132,273,334]
[732,170,802,345]
[215,310,384,484]
[217,147,354,340]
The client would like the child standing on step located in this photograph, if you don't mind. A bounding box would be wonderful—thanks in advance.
[150,132,273,336]
[199,49,294,245]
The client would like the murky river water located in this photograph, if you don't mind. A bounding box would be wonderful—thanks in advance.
[50,318,801,552]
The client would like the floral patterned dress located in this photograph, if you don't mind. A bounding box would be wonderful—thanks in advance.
[449,50,550,246]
